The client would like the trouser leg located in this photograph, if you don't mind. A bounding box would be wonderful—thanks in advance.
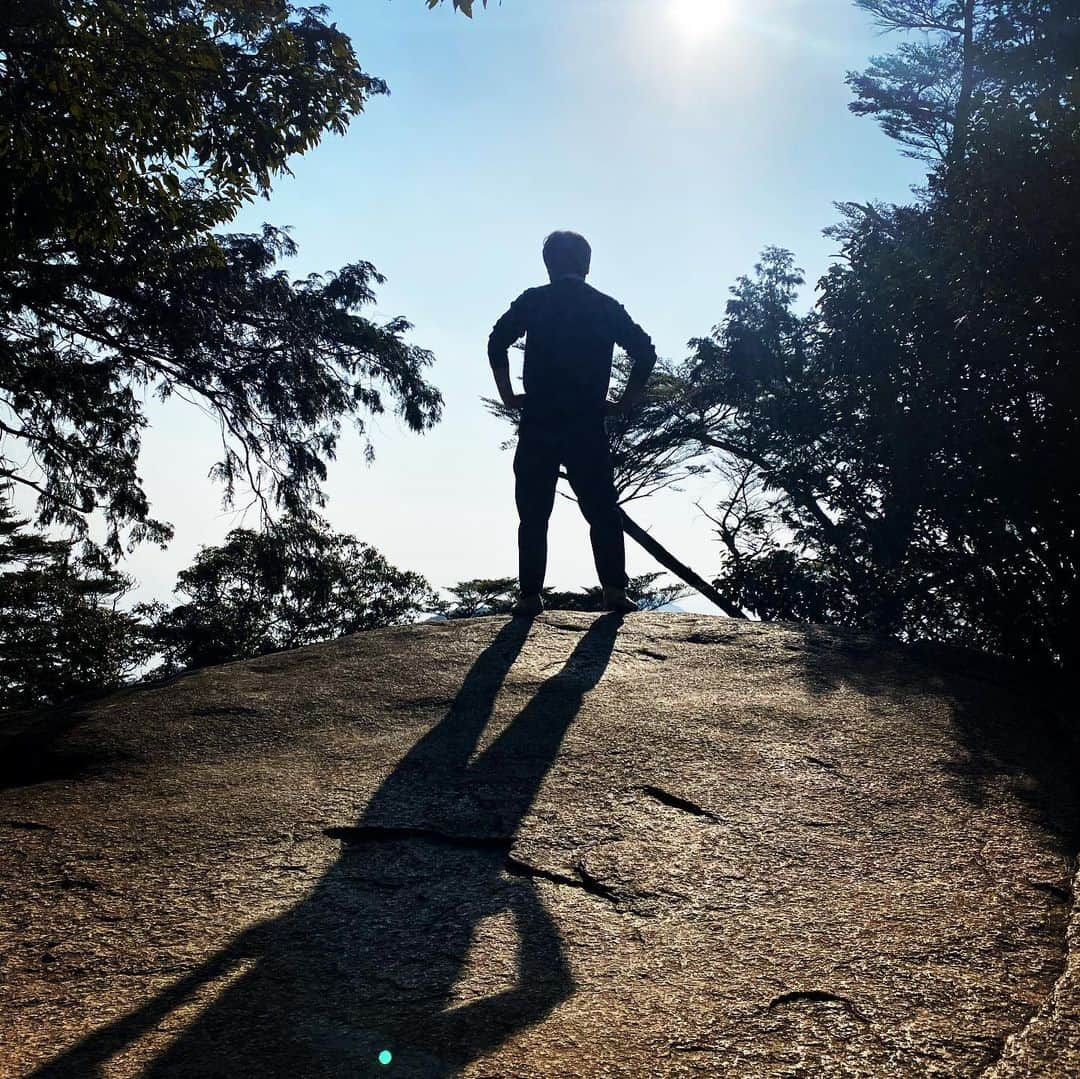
[564,425,628,590]
[514,425,561,595]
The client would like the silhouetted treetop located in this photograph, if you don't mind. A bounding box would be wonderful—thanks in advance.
[155,516,439,671]
[1,2,442,554]
[427,0,488,15]
[848,0,1079,165]
[0,491,157,711]
[440,574,685,619]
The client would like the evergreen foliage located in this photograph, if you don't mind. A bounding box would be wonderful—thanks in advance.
[627,0,1080,665]
[0,494,157,710]
[0,1,442,556]
[155,516,440,670]
[440,574,686,618]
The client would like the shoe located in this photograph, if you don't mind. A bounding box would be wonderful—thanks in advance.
[602,587,639,614]
[511,593,544,618]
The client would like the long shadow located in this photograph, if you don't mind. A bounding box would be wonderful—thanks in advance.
[31,614,622,1078]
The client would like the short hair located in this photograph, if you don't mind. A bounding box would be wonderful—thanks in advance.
[542,230,592,277]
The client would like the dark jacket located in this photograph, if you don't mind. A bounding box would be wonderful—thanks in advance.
[488,276,657,425]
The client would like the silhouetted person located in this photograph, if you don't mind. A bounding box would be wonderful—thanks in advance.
[489,230,657,617]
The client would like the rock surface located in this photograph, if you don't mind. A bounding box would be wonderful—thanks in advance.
[0,613,1077,1078]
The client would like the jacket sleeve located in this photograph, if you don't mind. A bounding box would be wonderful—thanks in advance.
[487,291,532,370]
[612,302,658,390]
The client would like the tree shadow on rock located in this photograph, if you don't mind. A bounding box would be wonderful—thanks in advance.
[31,614,623,1078]
[0,703,124,790]
[789,624,1079,849]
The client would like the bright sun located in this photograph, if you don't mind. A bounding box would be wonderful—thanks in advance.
[669,0,733,39]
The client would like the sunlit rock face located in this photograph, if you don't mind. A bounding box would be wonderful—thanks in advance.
[1,613,1077,1078]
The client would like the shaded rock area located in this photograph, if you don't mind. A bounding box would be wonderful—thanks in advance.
[0,613,1077,1077]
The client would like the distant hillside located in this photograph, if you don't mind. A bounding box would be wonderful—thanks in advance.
[1,614,1077,1078]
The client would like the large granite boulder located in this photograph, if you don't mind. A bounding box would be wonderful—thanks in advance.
[1,613,1076,1077]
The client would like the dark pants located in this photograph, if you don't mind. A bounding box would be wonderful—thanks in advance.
[514,417,627,595]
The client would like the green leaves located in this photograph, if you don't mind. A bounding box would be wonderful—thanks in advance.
[606,1,1080,666]
[847,0,1080,167]
[684,161,1079,663]
[1,2,440,552]
[154,516,440,670]
[0,496,159,712]
[426,0,488,16]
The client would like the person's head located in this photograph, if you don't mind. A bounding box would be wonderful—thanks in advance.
[542,230,591,280]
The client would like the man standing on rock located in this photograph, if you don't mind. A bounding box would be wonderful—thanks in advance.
[488,230,657,618]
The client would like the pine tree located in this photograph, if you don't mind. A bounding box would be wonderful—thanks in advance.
[0,496,156,710]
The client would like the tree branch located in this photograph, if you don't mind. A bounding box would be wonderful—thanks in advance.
[619,509,746,619]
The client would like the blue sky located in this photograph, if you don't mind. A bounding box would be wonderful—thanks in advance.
[126,0,924,609]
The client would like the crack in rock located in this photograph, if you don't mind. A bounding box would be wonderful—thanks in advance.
[1026,878,1073,904]
[504,854,620,905]
[2,820,55,832]
[58,876,100,891]
[640,785,799,862]
[684,632,740,646]
[768,990,870,1024]
[612,646,669,662]
[640,785,719,821]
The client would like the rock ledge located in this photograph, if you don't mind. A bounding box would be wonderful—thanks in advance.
[1,614,1076,1077]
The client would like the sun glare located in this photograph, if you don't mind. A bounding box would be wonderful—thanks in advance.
[669,0,733,40]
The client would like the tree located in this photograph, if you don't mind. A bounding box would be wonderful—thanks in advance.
[154,516,439,670]
[847,1,1078,167]
[440,577,519,619]
[679,101,1075,657]
[585,0,1078,668]
[623,247,870,628]
[847,0,985,163]
[656,194,1078,663]
[1,1,442,556]
[440,573,687,619]
[544,574,687,613]
[697,457,852,625]
[0,494,157,711]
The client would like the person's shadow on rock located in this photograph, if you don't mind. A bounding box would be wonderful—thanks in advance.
[33,614,622,1078]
